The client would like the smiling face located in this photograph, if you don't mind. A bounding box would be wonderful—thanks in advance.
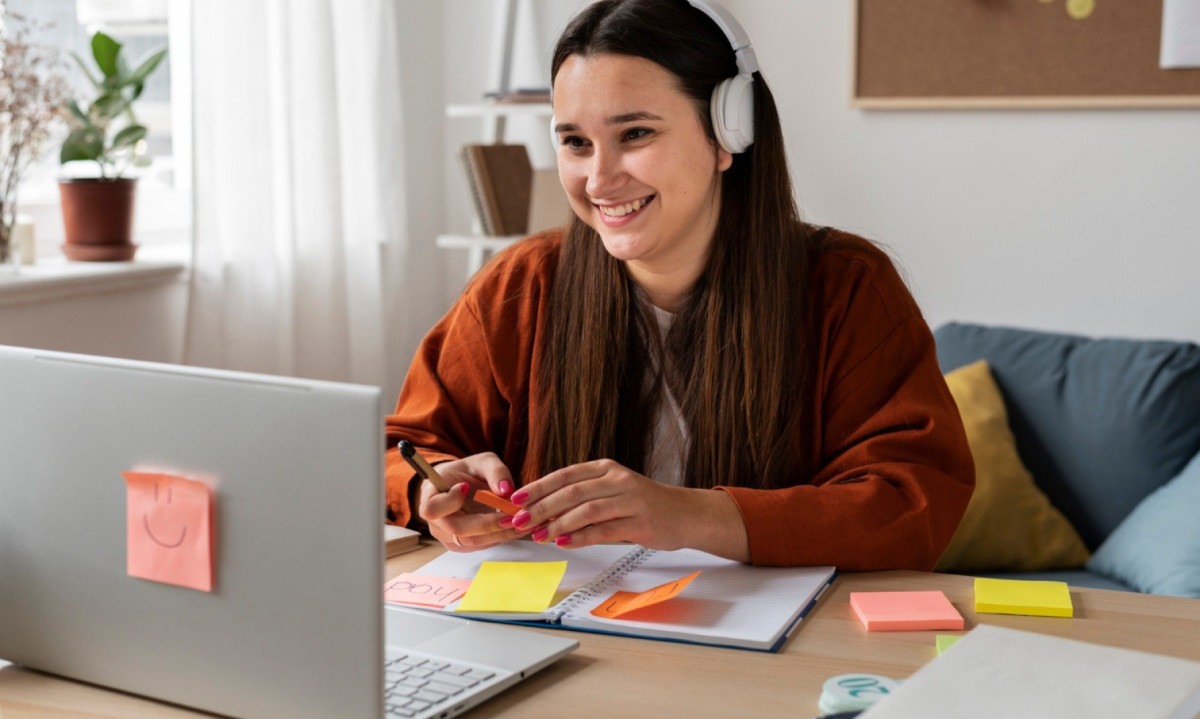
[142,481,190,548]
[552,53,733,307]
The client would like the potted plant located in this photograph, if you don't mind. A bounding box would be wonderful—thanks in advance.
[58,30,165,261]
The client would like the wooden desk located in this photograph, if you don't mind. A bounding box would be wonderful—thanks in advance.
[4,543,1199,718]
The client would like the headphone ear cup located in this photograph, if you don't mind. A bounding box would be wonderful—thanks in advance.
[710,73,755,154]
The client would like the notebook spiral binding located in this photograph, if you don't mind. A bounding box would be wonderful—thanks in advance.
[550,547,657,619]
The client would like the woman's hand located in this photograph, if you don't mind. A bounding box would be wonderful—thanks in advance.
[508,459,750,561]
[418,452,529,552]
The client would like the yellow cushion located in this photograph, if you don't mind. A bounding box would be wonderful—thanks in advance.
[935,360,1091,572]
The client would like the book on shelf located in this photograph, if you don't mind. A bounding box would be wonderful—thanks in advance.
[384,524,421,558]
[484,87,551,104]
[459,143,533,237]
[405,541,836,653]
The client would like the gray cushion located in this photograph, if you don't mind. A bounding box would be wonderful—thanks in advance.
[934,323,1200,549]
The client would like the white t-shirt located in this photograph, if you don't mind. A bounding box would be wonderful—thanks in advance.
[646,304,689,486]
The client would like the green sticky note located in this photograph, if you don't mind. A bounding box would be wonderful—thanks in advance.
[456,560,568,613]
[936,634,962,654]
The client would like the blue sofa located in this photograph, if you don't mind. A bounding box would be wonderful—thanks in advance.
[934,323,1200,595]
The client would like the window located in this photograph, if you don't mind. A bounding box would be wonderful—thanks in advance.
[7,0,191,256]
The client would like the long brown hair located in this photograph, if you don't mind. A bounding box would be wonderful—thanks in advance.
[533,0,824,489]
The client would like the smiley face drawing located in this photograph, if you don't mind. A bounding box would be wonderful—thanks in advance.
[143,482,188,548]
[123,471,215,592]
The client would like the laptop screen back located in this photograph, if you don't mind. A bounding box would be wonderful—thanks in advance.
[0,345,385,718]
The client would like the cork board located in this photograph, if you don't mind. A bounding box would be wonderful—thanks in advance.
[853,0,1200,108]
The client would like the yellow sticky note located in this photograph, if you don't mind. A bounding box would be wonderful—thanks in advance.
[456,561,567,613]
[936,634,963,654]
[974,577,1073,617]
[123,471,215,592]
[590,570,701,619]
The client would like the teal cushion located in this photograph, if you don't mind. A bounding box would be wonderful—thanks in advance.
[934,323,1200,549]
[1086,451,1200,598]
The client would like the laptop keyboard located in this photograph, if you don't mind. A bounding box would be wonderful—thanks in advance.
[385,650,500,719]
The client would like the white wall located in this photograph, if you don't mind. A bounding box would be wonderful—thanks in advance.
[734,0,1200,343]
[435,0,1200,344]
[16,1,1191,367]
[0,280,188,362]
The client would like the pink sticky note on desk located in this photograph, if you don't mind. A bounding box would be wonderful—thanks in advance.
[123,471,215,592]
[849,590,964,631]
[385,573,472,608]
[590,570,702,619]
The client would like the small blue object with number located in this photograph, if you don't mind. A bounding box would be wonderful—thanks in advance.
[817,673,901,715]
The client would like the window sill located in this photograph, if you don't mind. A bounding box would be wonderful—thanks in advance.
[0,244,189,308]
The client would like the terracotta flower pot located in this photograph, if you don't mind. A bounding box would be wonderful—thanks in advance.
[58,177,138,261]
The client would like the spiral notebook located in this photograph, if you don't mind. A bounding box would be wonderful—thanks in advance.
[407,543,836,652]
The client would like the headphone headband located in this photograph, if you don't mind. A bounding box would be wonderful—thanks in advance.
[686,0,759,76]
[685,0,756,154]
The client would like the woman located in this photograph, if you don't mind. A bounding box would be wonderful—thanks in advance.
[386,0,973,570]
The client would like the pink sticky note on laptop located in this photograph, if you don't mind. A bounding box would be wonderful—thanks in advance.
[849,590,964,631]
[123,471,215,592]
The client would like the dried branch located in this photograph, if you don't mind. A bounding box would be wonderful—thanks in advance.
[0,8,69,257]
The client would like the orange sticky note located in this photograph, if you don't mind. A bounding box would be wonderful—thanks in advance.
[474,490,519,516]
[849,591,964,631]
[123,471,215,592]
[590,570,701,619]
[385,573,472,608]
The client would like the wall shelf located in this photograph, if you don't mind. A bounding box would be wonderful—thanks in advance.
[0,258,187,308]
[445,103,552,120]
[440,0,554,283]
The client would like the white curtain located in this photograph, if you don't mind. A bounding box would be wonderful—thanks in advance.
[185,0,408,390]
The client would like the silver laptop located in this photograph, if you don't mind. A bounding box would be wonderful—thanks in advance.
[0,345,576,718]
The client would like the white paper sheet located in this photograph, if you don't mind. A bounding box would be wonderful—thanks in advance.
[1162,0,1200,69]
[859,625,1200,719]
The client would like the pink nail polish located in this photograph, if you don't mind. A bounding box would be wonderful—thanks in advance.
[458,483,470,498]
[510,489,529,505]
[555,534,572,548]
[512,510,531,529]
[499,516,514,529]
[498,480,514,497]
[531,527,549,542]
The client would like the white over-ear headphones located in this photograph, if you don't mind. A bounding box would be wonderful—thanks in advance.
[686,0,757,154]
[550,0,758,154]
